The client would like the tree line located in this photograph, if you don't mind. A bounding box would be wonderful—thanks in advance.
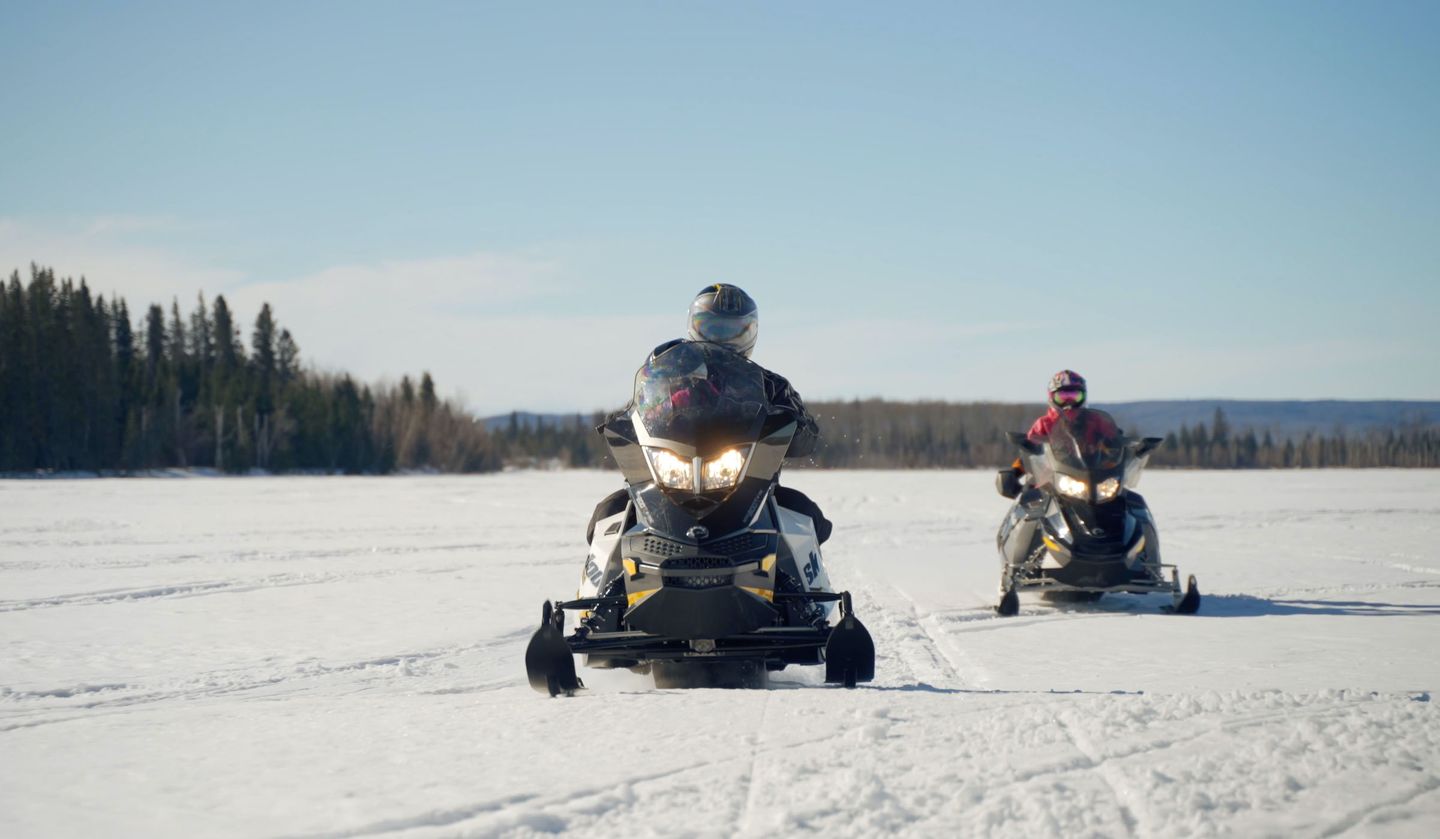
[0,265,501,473]
[4,265,1435,473]
[1148,407,1440,469]
[479,401,1439,470]
[798,401,1439,469]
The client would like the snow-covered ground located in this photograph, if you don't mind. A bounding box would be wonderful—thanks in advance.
[2,470,1437,838]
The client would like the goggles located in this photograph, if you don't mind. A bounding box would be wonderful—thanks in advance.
[1051,387,1086,407]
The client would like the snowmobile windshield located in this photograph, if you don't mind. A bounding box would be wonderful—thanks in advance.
[1047,409,1126,472]
[632,341,768,446]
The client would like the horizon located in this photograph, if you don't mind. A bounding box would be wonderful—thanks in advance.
[3,2,1437,411]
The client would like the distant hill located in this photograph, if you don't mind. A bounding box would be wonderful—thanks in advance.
[483,412,601,434]
[488,401,1440,440]
[1103,400,1440,439]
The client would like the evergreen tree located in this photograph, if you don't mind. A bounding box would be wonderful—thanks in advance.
[251,303,278,415]
[276,329,299,384]
[213,295,240,371]
[1212,407,1230,445]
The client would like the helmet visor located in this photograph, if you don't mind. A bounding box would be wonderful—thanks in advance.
[690,309,757,348]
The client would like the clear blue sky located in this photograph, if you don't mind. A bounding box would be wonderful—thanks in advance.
[3,1,1437,412]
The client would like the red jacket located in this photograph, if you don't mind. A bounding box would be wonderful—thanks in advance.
[1029,406,1120,445]
[1026,406,1062,443]
[1016,407,1119,471]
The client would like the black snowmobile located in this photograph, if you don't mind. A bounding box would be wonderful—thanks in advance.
[993,409,1199,616]
[524,341,875,695]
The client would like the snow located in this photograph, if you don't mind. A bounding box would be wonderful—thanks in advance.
[2,470,1438,838]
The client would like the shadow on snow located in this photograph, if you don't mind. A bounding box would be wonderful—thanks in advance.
[1195,593,1440,618]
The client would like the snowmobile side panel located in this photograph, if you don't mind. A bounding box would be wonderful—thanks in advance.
[577,506,629,600]
[775,501,833,598]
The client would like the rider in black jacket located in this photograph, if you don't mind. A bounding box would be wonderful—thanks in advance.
[587,284,830,543]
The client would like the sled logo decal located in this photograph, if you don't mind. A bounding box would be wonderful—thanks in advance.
[804,551,820,585]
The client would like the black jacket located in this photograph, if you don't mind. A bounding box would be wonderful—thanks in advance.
[760,365,820,459]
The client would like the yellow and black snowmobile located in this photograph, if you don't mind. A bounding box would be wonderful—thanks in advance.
[524,341,874,694]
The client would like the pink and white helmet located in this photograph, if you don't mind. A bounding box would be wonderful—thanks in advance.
[1048,369,1087,408]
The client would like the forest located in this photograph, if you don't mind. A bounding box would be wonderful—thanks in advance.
[0,266,501,473]
[3,266,1436,474]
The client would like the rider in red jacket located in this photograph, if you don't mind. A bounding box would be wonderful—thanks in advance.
[1027,369,1088,443]
[1008,369,1091,479]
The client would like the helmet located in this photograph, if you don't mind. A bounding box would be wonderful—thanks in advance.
[687,283,758,358]
[1048,369,1087,409]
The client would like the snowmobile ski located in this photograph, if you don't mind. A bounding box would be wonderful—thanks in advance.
[823,592,875,688]
[1173,574,1201,614]
[524,601,583,696]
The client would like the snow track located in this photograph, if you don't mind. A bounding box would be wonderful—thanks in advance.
[2,471,1438,837]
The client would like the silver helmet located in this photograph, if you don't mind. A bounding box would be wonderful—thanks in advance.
[687,284,758,358]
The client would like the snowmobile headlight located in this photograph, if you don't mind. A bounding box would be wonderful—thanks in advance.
[1096,477,1121,502]
[645,447,694,491]
[701,446,750,490]
[1055,474,1088,500]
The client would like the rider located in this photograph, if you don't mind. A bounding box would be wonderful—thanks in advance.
[1005,369,1119,486]
[1027,369,1089,444]
[587,284,830,542]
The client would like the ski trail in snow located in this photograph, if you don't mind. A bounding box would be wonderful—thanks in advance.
[0,566,476,612]
[320,724,861,838]
[839,571,969,690]
[1316,776,1440,837]
[734,689,773,835]
[1057,711,1141,837]
[0,632,531,734]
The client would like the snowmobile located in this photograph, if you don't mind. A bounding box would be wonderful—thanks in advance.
[524,342,875,695]
[993,409,1200,616]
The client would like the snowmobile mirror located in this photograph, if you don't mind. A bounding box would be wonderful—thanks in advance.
[1007,431,1043,455]
[1133,437,1163,458]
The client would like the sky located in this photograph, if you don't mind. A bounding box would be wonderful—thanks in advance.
[2,1,1437,413]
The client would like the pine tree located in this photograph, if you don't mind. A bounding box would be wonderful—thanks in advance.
[189,293,214,375]
[168,300,188,369]
[251,303,278,415]
[1211,407,1230,445]
[277,329,299,384]
[213,295,240,371]
[0,272,23,468]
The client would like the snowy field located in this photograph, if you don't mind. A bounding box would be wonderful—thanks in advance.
[2,470,1438,838]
